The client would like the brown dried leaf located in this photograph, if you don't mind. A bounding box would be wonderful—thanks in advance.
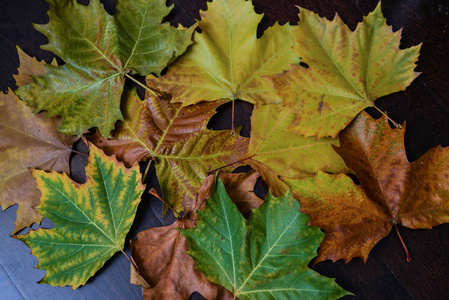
[131,220,233,300]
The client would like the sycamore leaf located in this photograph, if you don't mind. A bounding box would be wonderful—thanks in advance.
[0,49,77,233]
[218,170,263,218]
[15,0,194,136]
[242,104,351,196]
[87,88,248,213]
[147,0,299,106]
[269,3,421,139]
[180,179,350,299]
[15,145,144,288]
[284,112,449,263]
[131,219,233,300]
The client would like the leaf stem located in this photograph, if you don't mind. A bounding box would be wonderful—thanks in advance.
[231,96,236,136]
[70,149,89,157]
[148,188,182,218]
[121,249,141,274]
[373,105,402,129]
[394,224,412,262]
[124,73,161,97]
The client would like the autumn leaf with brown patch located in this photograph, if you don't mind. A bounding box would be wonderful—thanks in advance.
[284,112,449,263]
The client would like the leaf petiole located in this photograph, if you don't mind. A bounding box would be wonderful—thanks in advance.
[124,73,161,98]
[373,105,402,129]
[394,224,412,262]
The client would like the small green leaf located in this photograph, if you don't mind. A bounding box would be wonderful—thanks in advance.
[180,179,349,299]
[15,145,144,289]
[16,0,194,136]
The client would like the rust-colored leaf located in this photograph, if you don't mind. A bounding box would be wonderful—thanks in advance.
[218,170,263,218]
[284,112,449,263]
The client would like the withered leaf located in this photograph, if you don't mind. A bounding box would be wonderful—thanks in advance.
[285,112,449,263]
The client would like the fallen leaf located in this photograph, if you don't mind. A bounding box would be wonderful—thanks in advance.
[218,170,263,218]
[269,3,421,139]
[242,103,351,196]
[88,88,248,214]
[284,112,449,263]
[15,0,194,136]
[0,48,77,233]
[180,178,350,299]
[147,0,298,106]
[15,145,144,288]
[131,220,233,300]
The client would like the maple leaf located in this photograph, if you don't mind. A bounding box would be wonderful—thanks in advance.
[180,178,350,299]
[15,0,194,136]
[218,170,263,218]
[240,103,351,196]
[284,112,449,263]
[15,145,144,288]
[131,218,233,300]
[268,3,421,139]
[147,0,299,106]
[87,88,248,214]
[0,48,77,233]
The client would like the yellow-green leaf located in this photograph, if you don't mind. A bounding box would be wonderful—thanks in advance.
[269,3,421,138]
[147,0,299,106]
[242,104,351,196]
[15,145,144,288]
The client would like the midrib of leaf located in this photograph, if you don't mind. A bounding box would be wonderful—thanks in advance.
[122,2,149,71]
[227,5,235,96]
[95,154,119,245]
[236,212,301,296]
[52,73,122,95]
[221,189,238,290]
[359,139,395,220]
[40,175,118,249]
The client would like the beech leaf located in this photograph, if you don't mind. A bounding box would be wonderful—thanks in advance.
[180,179,350,299]
[15,145,144,288]
[15,0,194,136]
[147,0,299,106]
[269,3,421,138]
[88,89,248,213]
[285,112,449,263]
[0,48,77,233]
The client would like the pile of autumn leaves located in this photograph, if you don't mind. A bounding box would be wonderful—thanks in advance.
[2,0,449,299]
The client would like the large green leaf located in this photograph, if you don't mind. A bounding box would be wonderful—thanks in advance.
[87,88,248,213]
[180,179,349,299]
[269,3,421,138]
[15,0,194,136]
[147,0,298,106]
[15,145,144,288]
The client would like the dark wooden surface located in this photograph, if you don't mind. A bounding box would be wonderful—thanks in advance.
[1,0,449,299]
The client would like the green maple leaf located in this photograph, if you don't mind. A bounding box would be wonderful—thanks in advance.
[87,88,248,213]
[15,145,144,288]
[180,179,350,299]
[268,3,421,138]
[147,0,298,106]
[15,0,194,136]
